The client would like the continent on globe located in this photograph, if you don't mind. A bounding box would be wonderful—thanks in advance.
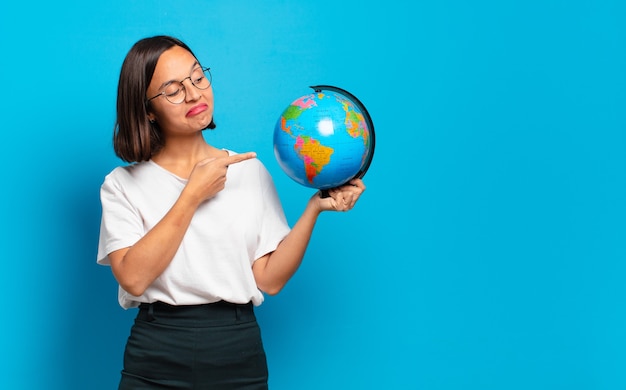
[343,99,369,145]
[294,135,334,184]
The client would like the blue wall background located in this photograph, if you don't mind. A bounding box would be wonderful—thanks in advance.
[1,0,625,389]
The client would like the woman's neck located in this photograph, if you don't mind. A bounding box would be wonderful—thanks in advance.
[151,138,226,179]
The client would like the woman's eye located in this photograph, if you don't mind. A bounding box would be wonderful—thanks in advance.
[164,84,183,97]
[166,89,182,97]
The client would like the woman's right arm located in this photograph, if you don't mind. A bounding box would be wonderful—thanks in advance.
[108,188,200,296]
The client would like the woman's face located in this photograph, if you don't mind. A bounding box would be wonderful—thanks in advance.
[146,45,214,135]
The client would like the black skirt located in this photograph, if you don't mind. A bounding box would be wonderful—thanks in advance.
[118,301,268,390]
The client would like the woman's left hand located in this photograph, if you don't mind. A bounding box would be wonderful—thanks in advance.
[315,178,366,212]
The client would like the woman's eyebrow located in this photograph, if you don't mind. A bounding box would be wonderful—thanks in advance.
[155,61,201,90]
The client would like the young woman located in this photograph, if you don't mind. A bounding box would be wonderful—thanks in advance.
[97,35,365,389]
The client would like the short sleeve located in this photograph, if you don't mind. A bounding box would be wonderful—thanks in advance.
[96,171,144,265]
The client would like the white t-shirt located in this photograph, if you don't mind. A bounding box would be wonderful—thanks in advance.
[97,151,291,309]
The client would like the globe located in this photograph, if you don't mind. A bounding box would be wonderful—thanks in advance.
[273,86,375,192]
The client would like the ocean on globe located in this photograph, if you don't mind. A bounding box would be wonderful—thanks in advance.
[273,88,373,190]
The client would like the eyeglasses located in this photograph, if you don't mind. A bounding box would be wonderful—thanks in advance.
[147,67,212,104]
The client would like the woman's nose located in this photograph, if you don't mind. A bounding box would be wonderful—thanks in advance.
[183,79,201,101]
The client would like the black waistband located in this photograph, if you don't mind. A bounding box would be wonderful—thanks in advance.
[137,300,255,326]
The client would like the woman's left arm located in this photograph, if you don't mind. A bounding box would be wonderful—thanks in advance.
[252,179,365,295]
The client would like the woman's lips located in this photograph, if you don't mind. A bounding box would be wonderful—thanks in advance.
[186,103,208,117]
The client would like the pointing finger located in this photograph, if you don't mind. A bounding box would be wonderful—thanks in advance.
[224,152,257,166]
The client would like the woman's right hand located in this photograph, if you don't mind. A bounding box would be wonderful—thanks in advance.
[184,152,257,204]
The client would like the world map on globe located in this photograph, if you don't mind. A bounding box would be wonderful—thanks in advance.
[273,89,373,190]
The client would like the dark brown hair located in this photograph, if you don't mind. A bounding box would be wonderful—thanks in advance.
[113,35,216,162]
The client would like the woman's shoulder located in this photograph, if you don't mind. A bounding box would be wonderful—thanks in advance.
[103,161,154,185]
